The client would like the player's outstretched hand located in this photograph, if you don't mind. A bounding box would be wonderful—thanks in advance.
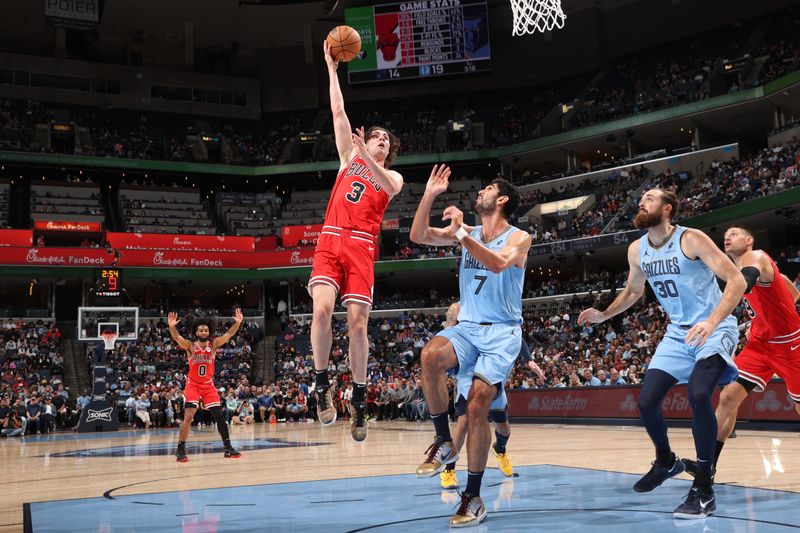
[168,312,180,328]
[685,320,715,348]
[425,164,451,197]
[577,308,606,325]
[352,126,369,160]
[323,40,338,70]
[234,308,244,324]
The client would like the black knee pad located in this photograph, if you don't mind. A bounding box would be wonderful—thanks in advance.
[454,395,467,418]
[184,402,197,410]
[488,408,508,424]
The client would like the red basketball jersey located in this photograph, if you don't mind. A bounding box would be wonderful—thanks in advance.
[323,155,390,237]
[187,340,216,383]
[743,253,800,342]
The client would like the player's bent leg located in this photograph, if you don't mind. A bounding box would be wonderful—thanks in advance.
[176,406,196,462]
[346,301,370,442]
[717,381,749,443]
[634,369,683,493]
[209,405,240,458]
[416,337,460,478]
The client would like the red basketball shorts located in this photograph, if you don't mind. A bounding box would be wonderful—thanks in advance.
[184,378,221,408]
[736,337,800,402]
[308,228,375,306]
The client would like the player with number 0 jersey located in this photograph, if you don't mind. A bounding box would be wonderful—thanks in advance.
[168,309,243,463]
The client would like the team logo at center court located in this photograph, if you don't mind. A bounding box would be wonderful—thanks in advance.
[86,407,114,423]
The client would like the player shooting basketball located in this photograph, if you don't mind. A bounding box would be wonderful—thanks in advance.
[169,309,243,462]
[306,40,404,442]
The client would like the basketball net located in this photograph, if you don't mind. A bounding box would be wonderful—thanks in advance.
[510,0,566,36]
[101,331,118,351]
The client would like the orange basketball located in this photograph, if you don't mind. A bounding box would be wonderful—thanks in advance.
[326,25,362,62]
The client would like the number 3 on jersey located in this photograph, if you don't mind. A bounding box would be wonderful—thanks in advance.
[345,181,366,204]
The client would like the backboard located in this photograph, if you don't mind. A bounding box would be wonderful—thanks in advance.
[77,307,139,342]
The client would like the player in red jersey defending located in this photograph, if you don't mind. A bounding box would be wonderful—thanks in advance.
[307,41,409,442]
[683,226,800,478]
[169,309,244,462]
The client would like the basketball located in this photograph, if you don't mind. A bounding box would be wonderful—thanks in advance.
[326,25,361,62]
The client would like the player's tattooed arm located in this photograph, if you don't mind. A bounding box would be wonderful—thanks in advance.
[410,164,464,246]
[167,312,193,353]
[213,308,245,350]
[579,240,646,325]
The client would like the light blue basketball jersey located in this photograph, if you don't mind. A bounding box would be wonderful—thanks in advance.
[457,225,525,325]
[639,226,725,327]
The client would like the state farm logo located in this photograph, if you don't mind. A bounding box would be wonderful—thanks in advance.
[619,393,637,412]
[26,249,64,264]
[527,394,588,412]
[153,251,188,267]
[173,237,191,246]
[755,390,795,412]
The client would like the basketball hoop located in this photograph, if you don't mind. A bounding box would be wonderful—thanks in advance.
[101,331,118,351]
[510,0,566,36]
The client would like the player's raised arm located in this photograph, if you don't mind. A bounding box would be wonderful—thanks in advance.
[212,308,244,350]
[683,229,746,346]
[167,312,193,352]
[578,240,647,325]
[443,206,530,273]
[324,40,354,167]
[410,164,462,246]
[351,127,403,196]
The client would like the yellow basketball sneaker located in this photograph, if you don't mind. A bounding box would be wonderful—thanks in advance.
[440,469,458,490]
[493,443,513,477]
[449,493,487,527]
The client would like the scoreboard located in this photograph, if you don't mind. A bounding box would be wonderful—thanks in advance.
[345,0,491,84]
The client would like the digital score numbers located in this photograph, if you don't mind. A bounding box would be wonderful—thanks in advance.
[345,0,491,84]
[94,268,123,298]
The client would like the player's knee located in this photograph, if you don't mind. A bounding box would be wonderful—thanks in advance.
[636,394,657,416]
[421,343,446,369]
[346,318,367,340]
[687,383,713,410]
[718,389,741,415]
[313,303,333,324]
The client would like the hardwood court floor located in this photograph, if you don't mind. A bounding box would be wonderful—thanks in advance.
[3,421,800,531]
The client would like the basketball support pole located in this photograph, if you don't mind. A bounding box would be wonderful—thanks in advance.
[77,343,120,433]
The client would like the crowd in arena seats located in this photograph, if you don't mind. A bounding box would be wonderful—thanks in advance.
[0,320,74,436]
[672,141,800,221]
[84,317,262,428]
[752,8,800,86]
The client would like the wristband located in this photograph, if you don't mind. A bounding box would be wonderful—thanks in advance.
[455,226,468,241]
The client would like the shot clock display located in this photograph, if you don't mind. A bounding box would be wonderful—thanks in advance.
[345,0,491,84]
[93,268,123,302]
